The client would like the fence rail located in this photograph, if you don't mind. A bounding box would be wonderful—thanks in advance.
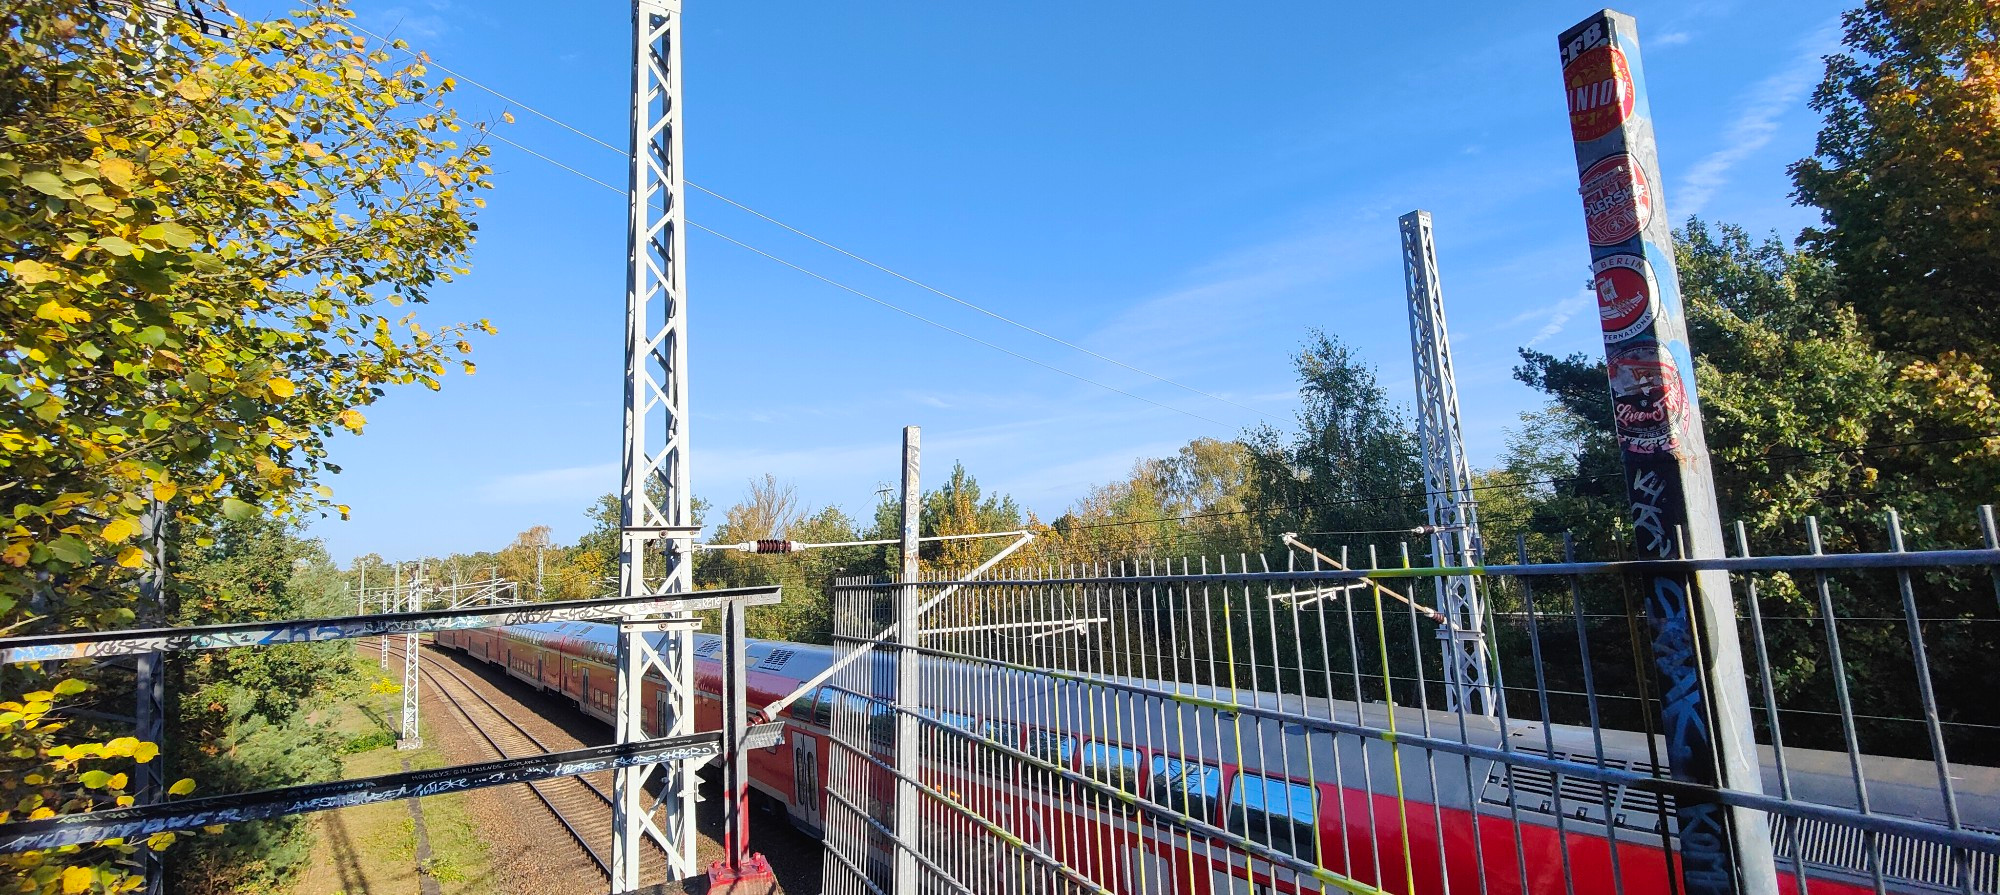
[820,509,2000,895]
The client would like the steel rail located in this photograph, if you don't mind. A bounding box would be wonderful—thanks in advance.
[839,547,2000,589]
[393,643,617,879]
[0,586,782,664]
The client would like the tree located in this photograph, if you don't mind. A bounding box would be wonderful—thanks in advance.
[920,463,1024,572]
[166,518,353,894]
[0,2,492,888]
[1790,0,2000,359]
[1246,330,1423,550]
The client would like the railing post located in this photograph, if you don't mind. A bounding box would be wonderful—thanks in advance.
[892,425,921,893]
[1557,10,1776,895]
[133,494,167,895]
[706,597,777,892]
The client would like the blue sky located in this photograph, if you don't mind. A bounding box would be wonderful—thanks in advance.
[275,0,1845,563]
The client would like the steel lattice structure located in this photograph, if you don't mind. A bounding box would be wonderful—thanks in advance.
[613,0,698,886]
[398,569,423,748]
[1399,210,1495,717]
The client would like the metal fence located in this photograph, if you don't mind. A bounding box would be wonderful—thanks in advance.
[0,585,783,895]
[820,510,2000,895]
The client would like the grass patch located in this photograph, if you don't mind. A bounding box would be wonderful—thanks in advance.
[284,649,495,894]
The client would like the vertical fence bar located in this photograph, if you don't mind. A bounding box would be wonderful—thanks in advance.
[893,426,921,893]
[1557,11,1776,894]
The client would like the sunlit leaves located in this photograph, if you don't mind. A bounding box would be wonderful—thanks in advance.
[3,0,495,886]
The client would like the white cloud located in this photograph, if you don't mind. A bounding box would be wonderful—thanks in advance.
[1652,31,1693,48]
[478,462,618,505]
[1676,26,1839,216]
[1523,287,1594,348]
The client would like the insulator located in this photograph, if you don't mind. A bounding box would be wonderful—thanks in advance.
[753,539,795,554]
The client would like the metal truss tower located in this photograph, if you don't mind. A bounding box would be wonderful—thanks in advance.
[1400,210,1497,717]
[613,0,698,887]
[398,566,423,749]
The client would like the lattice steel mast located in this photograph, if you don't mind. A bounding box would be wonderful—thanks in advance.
[1400,210,1496,717]
[398,564,422,748]
[612,0,699,887]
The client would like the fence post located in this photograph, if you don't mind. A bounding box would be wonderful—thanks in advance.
[133,494,168,895]
[1558,10,1776,895]
[893,425,921,892]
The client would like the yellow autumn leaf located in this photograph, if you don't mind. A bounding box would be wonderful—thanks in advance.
[117,546,147,569]
[98,157,137,188]
[336,408,365,431]
[101,518,138,543]
[62,865,91,894]
[267,378,296,399]
[152,480,178,502]
[502,111,515,124]
[35,301,91,324]
[168,778,196,797]
[301,142,327,159]
[11,259,54,284]
[174,78,210,101]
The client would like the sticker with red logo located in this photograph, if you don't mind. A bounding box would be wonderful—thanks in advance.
[1607,342,1686,454]
[1591,254,1657,343]
[1579,153,1651,246]
[1565,45,1634,142]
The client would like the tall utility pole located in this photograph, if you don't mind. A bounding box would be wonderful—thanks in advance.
[1399,210,1495,717]
[1558,11,1774,895]
[612,0,698,886]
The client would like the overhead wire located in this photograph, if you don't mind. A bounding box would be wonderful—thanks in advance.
[346,20,1270,425]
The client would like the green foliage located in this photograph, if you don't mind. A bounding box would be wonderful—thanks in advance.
[1244,329,1423,548]
[339,730,394,754]
[1506,218,2000,757]
[1,0,494,634]
[1041,438,1258,563]
[165,516,356,894]
[1790,0,2000,359]
[1,1,493,889]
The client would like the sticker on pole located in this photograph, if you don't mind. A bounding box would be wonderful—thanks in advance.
[1579,153,1651,246]
[1608,342,1687,454]
[1592,254,1657,343]
[1565,45,1634,142]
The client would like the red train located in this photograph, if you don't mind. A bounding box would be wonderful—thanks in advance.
[432,622,1996,894]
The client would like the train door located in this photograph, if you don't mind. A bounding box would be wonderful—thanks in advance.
[537,656,544,689]
[792,732,822,831]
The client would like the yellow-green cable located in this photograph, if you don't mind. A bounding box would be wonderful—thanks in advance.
[1372,553,1418,895]
[1217,559,1253,886]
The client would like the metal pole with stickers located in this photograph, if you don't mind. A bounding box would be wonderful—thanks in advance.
[1558,10,1778,895]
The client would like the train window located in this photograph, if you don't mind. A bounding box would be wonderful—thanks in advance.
[1150,756,1221,820]
[920,708,977,733]
[1081,742,1142,793]
[1225,772,1318,859]
[981,720,1018,747]
[801,688,833,728]
[868,703,895,749]
[1027,730,1077,767]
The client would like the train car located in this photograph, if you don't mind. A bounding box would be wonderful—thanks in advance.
[431,623,1997,895]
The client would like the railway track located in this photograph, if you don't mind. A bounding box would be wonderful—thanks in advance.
[384,641,676,889]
